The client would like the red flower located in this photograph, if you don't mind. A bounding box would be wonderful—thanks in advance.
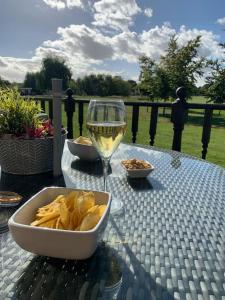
[24,119,63,138]
[42,120,54,136]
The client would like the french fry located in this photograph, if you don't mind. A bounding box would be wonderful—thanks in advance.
[86,205,99,215]
[66,191,80,212]
[77,192,95,216]
[39,218,57,229]
[70,209,79,230]
[59,200,70,228]
[98,205,107,217]
[31,211,59,226]
[56,217,65,230]
[80,212,101,231]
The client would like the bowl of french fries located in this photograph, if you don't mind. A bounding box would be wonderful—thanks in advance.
[67,137,100,161]
[8,187,111,260]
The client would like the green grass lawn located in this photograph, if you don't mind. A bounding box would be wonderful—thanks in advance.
[59,95,225,168]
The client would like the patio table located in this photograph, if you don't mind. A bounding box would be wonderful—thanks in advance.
[0,142,225,299]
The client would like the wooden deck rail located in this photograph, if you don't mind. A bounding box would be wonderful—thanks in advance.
[28,88,225,160]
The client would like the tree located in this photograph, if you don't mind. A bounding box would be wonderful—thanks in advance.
[204,44,225,104]
[74,74,132,96]
[76,78,85,95]
[205,65,225,103]
[23,72,37,93]
[96,74,108,96]
[105,75,114,95]
[139,36,206,99]
[139,56,169,100]
[40,56,72,91]
[23,71,44,94]
[128,80,138,95]
[160,36,205,98]
[68,79,77,93]
[112,76,131,96]
[139,56,158,99]
[0,76,10,87]
[23,56,71,93]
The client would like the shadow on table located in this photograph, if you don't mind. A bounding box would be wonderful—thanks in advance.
[110,216,175,300]
[0,171,65,204]
[11,244,123,300]
[11,238,174,300]
[127,177,164,191]
[0,172,65,232]
[127,177,153,191]
[71,159,112,177]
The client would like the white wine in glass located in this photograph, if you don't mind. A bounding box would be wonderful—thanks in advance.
[87,99,126,213]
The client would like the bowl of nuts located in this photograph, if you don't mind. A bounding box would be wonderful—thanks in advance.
[121,159,154,178]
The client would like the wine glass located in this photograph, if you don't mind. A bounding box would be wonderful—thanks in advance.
[86,99,126,213]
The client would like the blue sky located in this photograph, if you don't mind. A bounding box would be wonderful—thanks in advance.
[0,0,225,83]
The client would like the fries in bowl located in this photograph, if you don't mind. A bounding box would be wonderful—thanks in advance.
[30,191,106,231]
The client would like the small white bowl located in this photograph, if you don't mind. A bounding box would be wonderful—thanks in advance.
[67,139,100,161]
[121,160,154,178]
[8,187,111,260]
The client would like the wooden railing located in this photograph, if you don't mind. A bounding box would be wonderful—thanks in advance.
[28,87,225,160]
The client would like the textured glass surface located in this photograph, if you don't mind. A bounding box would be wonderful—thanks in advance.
[0,143,225,299]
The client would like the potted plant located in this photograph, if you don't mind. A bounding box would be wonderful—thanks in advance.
[0,88,66,175]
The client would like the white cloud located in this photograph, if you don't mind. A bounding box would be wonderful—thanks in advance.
[67,0,83,8]
[42,0,83,10]
[140,24,176,60]
[216,17,225,25]
[0,57,41,82]
[144,8,153,18]
[92,0,141,31]
[0,59,8,68]
[177,26,225,60]
[1,23,225,82]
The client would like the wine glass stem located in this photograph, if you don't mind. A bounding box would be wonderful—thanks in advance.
[102,158,110,191]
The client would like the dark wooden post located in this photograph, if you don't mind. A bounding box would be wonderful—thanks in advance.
[78,102,84,136]
[64,88,75,139]
[201,109,213,159]
[49,99,53,122]
[149,106,158,146]
[171,87,188,152]
[131,105,139,143]
[41,99,45,112]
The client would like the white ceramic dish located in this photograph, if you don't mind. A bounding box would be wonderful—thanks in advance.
[8,187,111,260]
[67,139,100,161]
[121,160,154,178]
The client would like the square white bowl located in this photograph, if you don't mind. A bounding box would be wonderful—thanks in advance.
[67,139,100,161]
[121,160,154,178]
[8,187,111,260]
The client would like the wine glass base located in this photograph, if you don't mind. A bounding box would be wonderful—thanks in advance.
[110,198,124,215]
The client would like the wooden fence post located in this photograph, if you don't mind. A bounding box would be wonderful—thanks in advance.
[201,109,213,159]
[41,99,45,112]
[52,79,62,177]
[78,102,84,136]
[131,105,139,143]
[149,106,158,146]
[49,99,53,121]
[64,88,75,139]
[171,87,188,152]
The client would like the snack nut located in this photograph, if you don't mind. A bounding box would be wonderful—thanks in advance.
[122,159,151,170]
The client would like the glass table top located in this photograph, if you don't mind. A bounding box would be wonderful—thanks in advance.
[0,143,225,299]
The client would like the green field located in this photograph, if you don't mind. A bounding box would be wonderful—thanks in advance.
[60,96,225,168]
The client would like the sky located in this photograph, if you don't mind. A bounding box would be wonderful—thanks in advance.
[0,0,225,83]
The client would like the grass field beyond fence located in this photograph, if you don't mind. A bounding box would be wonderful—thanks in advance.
[61,96,225,168]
